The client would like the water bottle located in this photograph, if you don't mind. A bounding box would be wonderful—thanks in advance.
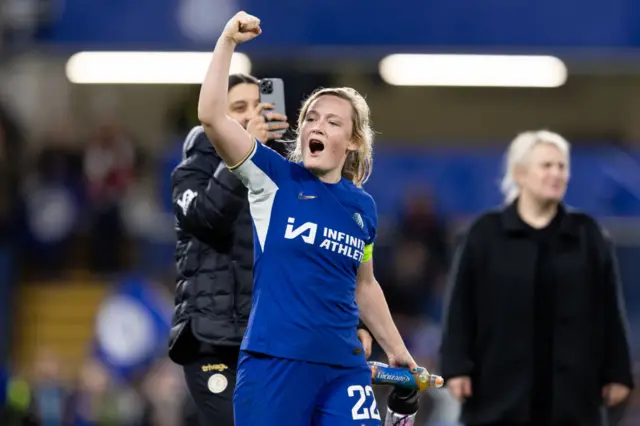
[384,387,420,426]
[369,361,443,391]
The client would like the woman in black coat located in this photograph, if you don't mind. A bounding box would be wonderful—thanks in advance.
[440,130,634,426]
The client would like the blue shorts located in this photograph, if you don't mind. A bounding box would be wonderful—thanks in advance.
[234,351,381,426]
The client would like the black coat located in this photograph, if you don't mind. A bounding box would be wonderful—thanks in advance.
[168,126,254,364]
[439,202,634,426]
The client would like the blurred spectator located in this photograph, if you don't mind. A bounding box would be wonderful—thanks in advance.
[120,156,174,274]
[3,372,32,426]
[83,121,136,274]
[399,188,448,255]
[67,358,145,426]
[27,349,67,426]
[140,359,186,426]
[380,189,449,328]
[21,122,83,276]
[440,131,634,426]
[36,120,84,187]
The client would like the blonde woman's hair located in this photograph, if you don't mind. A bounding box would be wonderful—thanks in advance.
[289,87,374,187]
[500,130,571,204]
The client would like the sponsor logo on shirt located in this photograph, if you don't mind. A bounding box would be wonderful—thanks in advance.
[284,217,365,261]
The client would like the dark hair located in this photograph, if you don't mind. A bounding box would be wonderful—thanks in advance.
[228,73,258,92]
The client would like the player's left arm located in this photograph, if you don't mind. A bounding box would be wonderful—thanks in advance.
[356,258,417,370]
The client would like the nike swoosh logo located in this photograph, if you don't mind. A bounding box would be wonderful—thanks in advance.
[298,192,317,200]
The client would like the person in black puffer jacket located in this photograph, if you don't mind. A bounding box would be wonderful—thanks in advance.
[168,74,374,426]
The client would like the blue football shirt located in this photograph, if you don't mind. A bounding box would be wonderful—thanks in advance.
[230,140,378,367]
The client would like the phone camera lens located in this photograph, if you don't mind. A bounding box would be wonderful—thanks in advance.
[260,80,273,95]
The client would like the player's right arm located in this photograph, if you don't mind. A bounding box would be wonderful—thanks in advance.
[172,126,246,239]
[197,12,262,169]
[199,12,290,194]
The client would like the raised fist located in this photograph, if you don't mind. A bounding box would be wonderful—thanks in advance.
[222,11,262,45]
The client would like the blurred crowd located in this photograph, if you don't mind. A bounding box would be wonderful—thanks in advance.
[1,348,219,426]
[0,100,179,280]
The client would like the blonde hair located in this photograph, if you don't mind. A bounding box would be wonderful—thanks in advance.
[500,130,571,204]
[289,87,374,187]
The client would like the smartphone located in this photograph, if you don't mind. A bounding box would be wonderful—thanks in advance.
[258,78,287,136]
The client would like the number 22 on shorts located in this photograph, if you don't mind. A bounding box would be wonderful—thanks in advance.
[348,385,381,421]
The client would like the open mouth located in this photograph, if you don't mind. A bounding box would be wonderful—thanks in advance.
[309,139,325,154]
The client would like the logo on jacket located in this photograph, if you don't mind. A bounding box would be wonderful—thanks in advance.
[207,373,228,394]
[177,189,198,215]
[201,363,228,372]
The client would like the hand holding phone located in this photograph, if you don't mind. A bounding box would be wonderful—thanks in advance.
[258,78,287,138]
[247,103,288,143]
